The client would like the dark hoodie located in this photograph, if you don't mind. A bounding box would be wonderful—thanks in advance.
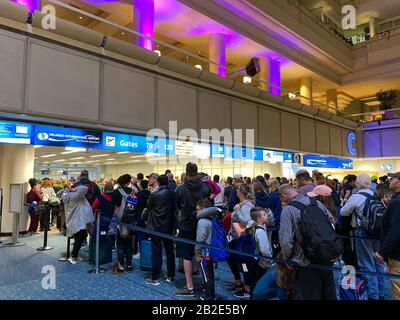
[176,177,211,230]
[255,191,269,208]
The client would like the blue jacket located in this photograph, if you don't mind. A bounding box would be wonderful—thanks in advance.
[267,191,282,225]
[253,266,288,300]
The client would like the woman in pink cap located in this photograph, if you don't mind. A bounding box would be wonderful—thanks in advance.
[307,184,338,223]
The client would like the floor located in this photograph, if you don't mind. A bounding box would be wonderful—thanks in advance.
[0,231,238,300]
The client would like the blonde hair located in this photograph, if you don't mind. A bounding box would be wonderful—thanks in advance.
[268,179,280,192]
[41,179,52,188]
[238,183,253,200]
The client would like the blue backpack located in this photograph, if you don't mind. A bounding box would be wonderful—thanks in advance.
[207,218,229,262]
[234,226,264,263]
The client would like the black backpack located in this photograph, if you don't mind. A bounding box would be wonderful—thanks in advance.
[290,198,343,264]
[357,192,386,237]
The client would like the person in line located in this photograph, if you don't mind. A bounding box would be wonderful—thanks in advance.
[228,174,244,212]
[112,174,134,274]
[235,207,273,299]
[295,169,316,195]
[26,178,44,235]
[40,178,58,231]
[63,186,95,264]
[175,163,211,297]
[194,199,222,301]
[91,182,114,239]
[253,181,268,208]
[253,252,291,300]
[342,174,357,203]
[228,183,255,299]
[133,179,151,257]
[213,175,225,210]
[267,179,283,256]
[145,175,177,286]
[279,184,337,300]
[307,184,338,223]
[264,173,271,193]
[341,174,387,300]
[376,172,400,300]
[72,170,101,206]
[167,173,177,191]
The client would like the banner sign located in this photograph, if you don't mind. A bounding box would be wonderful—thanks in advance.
[303,155,353,169]
[34,125,102,149]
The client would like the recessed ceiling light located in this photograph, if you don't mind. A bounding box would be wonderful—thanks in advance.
[86,160,101,163]
[53,159,66,162]
[121,32,125,35]
[65,147,87,151]
[117,151,130,154]
[106,158,115,161]
[70,157,85,160]
[40,154,56,158]
[34,145,43,148]
[79,16,83,20]
[90,154,110,158]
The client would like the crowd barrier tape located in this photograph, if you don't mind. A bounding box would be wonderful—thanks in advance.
[130,225,400,281]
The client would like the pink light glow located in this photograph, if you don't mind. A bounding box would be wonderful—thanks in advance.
[12,0,39,13]
[134,0,154,51]
[269,60,281,96]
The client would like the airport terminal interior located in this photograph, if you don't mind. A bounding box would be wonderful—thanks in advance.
[0,0,400,302]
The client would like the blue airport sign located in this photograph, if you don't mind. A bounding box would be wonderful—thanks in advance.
[0,120,33,144]
[303,155,353,169]
[102,132,174,154]
[34,125,102,149]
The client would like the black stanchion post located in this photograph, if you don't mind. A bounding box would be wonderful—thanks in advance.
[58,237,71,262]
[37,204,53,251]
[88,211,106,274]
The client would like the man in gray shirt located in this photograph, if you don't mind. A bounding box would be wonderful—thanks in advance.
[295,169,316,196]
[279,184,336,300]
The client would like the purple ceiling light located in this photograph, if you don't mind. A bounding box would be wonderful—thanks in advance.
[269,60,281,96]
[12,0,40,13]
[134,0,155,51]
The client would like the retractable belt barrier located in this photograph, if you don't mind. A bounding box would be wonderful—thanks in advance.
[130,225,400,281]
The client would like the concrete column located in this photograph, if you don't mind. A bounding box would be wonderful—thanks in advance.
[300,77,313,106]
[0,144,34,233]
[133,0,154,51]
[326,88,338,112]
[209,34,226,77]
[369,17,379,38]
[269,60,281,96]
[12,0,41,13]
[257,56,270,91]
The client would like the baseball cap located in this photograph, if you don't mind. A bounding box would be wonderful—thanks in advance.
[307,185,332,197]
[388,172,400,179]
[146,173,159,179]
[233,173,243,180]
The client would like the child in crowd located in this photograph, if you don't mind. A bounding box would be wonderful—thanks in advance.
[234,207,273,299]
[195,199,223,300]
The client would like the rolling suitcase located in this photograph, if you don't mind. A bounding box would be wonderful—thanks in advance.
[89,235,112,265]
[139,239,152,271]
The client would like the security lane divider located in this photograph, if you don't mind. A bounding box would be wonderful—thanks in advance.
[131,225,400,281]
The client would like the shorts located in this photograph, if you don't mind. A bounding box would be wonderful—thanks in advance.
[175,227,196,261]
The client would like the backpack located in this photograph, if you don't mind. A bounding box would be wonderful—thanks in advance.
[117,188,138,225]
[81,182,95,205]
[357,192,386,237]
[233,225,264,264]
[290,198,343,264]
[206,217,229,262]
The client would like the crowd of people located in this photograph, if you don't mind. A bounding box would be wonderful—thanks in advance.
[25,165,400,301]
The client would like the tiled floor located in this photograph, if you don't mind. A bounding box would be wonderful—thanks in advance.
[0,232,238,300]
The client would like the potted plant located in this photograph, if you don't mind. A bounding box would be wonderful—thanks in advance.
[376,89,397,119]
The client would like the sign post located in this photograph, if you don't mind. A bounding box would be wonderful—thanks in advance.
[1,184,25,247]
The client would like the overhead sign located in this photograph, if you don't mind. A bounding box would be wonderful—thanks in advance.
[0,121,32,144]
[303,155,353,169]
[34,125,102,149]
[102,132,174,154]
[175,140,195,157]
